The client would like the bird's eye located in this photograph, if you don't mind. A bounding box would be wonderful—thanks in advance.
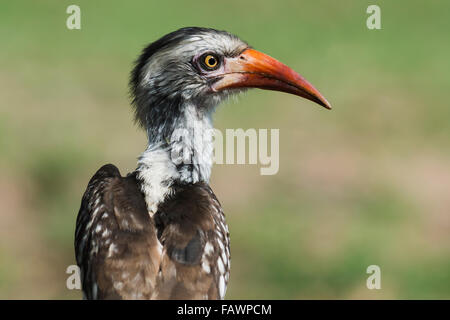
[204,55,218,68]
[200,54,220,71]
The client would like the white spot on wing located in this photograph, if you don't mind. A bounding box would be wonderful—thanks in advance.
[217,239,224,252]
[219,275,226,299]
[92,282,98,299]
[107,243,118,258]
[101,229,110,238]
[202,260,211,274]
[204,242,214,255]
[113,281,124,290]
[217,257,225,274]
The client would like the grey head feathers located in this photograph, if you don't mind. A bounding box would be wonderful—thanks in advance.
[130,28,250,205]
[129,27,248,141]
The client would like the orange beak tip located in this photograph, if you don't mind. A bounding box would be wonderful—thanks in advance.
[322,100,332,110]
[213,48,332,111]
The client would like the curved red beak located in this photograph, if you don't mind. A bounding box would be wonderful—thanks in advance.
[211,48,331,110]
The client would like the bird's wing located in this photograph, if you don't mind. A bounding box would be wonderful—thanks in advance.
[75,165,230,300]
[75,164,161,299]
[153,183,230,300]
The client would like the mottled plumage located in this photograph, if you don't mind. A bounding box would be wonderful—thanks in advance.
[75,164,229,299]
[75,26,330,300]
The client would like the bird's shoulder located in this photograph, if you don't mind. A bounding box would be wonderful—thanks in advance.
[75,164,161,299]
[154,182,230,299]
[76,164,151,234]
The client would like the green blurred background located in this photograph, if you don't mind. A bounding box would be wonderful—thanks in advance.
[0,0,449,299]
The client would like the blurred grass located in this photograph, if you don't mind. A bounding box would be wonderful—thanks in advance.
[0,0,449,299]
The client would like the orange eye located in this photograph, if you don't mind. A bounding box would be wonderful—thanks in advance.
[204,54,218,69]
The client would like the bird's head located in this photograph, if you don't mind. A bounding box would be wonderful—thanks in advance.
[130,27,331,134]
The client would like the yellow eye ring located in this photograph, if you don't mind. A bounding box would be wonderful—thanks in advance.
[204,55,218,69]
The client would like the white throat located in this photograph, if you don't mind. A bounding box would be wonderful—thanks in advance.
[136,102,215,214]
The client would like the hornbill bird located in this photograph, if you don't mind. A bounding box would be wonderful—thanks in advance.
[75,27,331,300]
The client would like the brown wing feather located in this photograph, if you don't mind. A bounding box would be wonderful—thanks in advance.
[154,183,230,299]
[75,164,160,299]
[75,165,230,300]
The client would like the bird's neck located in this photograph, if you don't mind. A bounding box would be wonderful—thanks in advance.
[136,101,215,213]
